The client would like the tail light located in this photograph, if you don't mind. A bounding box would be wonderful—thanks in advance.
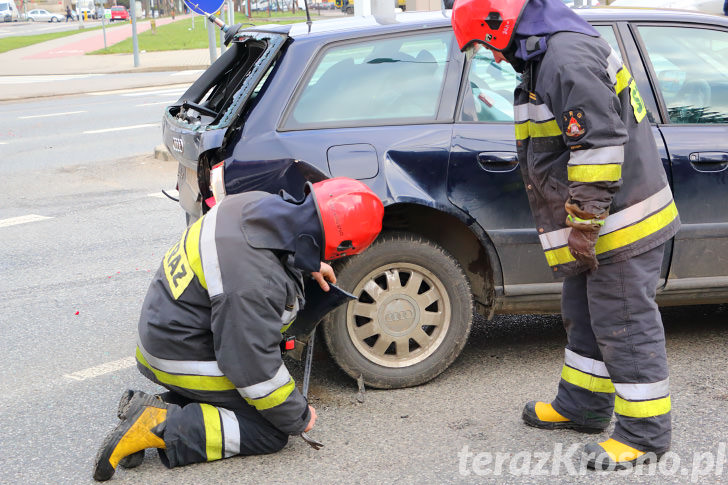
[210,162,226,204]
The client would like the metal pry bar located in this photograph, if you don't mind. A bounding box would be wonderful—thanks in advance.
[300,328,324,450]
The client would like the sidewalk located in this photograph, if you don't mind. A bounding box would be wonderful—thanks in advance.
[1,15,211,75]
[0,16,213,101]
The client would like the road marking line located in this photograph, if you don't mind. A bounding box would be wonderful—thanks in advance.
[172,69,204,76]
[0,141,7,145]
[64,356,136,381]
[83,123,159,134]
[19,110,87,120]
[136,100,177,107]
[0,74,101,84]
[0,214,52,228]
[148,190,179,199]
[88,84,190,96]
[122,89,186,97]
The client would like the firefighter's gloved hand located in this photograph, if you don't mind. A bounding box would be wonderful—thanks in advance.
[565,201,608,271]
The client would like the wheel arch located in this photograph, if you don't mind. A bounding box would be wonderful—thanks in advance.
[380,201,503,317]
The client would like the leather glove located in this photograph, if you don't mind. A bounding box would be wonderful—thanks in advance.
[564,201,608,271]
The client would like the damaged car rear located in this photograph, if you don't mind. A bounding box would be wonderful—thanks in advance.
[162,10,728,390]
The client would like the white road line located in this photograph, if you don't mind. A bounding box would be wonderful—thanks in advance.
[83,123,159,134]
[0,74,101,84]
[88,83,190,96]
[122,89,186,97]
[0,214,52,228]
[19,110,87,120]
[172,69,204,76]
[64,356,136,381]
[148,190,179,199]
[136,100,177,107]
[0,141,7,145]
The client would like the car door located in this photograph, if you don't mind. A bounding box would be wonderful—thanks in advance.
[633,23,728,288]
[446,24,643,290]
[276,29,459,201]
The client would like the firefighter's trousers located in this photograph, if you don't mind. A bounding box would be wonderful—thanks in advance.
[156,391,288,468]
[552,244,671,453]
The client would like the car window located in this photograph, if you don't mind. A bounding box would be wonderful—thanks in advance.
[593,25,619,52]
[639,26,728,124]
[458,26,619,124]
[458,49,520,122]
[286,31,451,129]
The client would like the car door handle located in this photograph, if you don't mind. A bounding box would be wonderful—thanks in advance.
[477,152,519,173]
[689,152,728,173]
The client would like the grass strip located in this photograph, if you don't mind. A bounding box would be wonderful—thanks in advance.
[0,25,104,54]
[89,14,317,54]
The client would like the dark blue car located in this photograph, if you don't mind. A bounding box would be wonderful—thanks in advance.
[163,8,728,388]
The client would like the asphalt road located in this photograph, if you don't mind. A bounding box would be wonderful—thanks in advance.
[0,84,190,175]
[0,18,106,38]
[0,90,726,484]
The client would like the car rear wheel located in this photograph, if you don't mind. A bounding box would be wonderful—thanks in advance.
[323,232,473,389]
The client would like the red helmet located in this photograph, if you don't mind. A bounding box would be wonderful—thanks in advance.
[309,178,384,260]
[452,0,529,53]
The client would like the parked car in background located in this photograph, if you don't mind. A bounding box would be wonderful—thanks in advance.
[27,8,64,22]
[609,0,724,15]
[110,6,129,21]
[0,0,19,21]
[162,9,728,389]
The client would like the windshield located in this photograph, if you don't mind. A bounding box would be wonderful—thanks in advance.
[0,3,10,10]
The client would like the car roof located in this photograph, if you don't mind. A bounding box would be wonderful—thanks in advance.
[244,7,728,40]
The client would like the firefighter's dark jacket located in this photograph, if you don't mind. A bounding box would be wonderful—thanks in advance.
[136,191,325,435]
[514,31,680,276]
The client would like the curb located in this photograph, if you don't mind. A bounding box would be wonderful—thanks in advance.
[154,144,173,161]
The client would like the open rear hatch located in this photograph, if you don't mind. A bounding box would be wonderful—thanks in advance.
[162,30,288,217]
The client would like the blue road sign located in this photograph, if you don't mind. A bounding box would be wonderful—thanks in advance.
[184,0,225,15]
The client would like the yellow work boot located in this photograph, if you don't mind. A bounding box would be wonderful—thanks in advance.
[584,438,664,470]
[93,392,168,481]
[522,401,607,433]
[114,390,166,470]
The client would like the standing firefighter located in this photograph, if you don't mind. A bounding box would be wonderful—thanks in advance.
[93,178,384,481]
[452,0,680,470]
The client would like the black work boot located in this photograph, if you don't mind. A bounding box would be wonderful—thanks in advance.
[93,391,168,481]
[522,401,607,433]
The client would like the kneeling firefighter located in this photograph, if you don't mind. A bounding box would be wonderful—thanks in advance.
[93,178,384,481]
[452,0,680,470]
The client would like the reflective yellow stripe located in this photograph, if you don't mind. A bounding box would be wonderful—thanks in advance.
[594,201,678,255]
[544,246,574,267]
[200,404,223,461]
[136,348,236,391]
[561,365,615,393]
[615,67,631,94]
[567,164,622,182]
[244,378,295,411]
[280,319,294,333]
[514,120,562,140]
[185,217,207,290]
[615,395,671,418]
[544,201,678,267]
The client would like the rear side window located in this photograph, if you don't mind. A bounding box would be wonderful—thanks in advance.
[285,31,452,129]
[639,26,728,124]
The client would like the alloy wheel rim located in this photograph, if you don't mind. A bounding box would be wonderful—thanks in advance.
[346,263,451,368]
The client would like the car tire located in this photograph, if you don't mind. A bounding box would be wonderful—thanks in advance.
[323,232,473,389]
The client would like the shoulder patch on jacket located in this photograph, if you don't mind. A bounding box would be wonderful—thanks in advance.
[562,109,586,140]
